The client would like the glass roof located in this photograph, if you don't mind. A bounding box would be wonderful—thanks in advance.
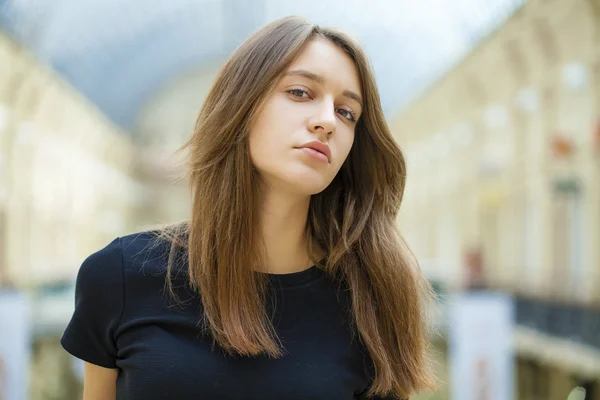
[0,0,524,130]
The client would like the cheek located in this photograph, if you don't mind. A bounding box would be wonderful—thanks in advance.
[248,101,288,169]
[335,132,355,165]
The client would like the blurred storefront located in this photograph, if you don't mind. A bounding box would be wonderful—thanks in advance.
[0,32,141,289]
[394,0,600,398]
[0,31,143,399]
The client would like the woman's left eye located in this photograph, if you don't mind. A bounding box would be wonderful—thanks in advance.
[288,88,309,98]
[337,109,356,122]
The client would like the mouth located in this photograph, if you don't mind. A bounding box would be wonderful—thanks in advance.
[295,141,331,163]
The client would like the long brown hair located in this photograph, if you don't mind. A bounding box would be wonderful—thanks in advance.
[158,16,436,399]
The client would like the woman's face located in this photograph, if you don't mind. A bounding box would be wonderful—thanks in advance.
[249,38,363,195]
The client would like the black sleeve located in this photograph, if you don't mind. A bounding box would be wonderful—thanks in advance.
[355,385,407,400]
[60,237,124,369]
[356,394,406,400]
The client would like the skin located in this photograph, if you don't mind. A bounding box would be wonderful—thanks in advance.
[82,363,117,400]
[250,37,362,275]
[82,37,362,398]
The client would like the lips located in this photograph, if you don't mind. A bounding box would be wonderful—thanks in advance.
[296,141,331,163]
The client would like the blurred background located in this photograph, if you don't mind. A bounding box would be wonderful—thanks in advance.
[0,0,599,399]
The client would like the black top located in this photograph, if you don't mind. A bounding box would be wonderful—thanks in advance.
[61,231,393,399]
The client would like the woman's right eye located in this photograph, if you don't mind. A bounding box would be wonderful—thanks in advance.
[288,88,310,98]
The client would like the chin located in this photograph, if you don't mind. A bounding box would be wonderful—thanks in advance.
[283,171,332,196]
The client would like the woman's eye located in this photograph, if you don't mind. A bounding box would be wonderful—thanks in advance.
[337,109,356,122]
[288,88,309,98]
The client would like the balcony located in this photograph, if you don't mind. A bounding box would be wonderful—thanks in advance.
[515,296,600,351]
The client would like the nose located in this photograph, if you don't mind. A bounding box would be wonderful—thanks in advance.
[308,99,336,137]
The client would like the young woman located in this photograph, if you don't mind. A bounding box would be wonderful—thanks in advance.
[61,16,436,400]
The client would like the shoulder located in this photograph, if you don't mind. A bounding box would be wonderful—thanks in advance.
[76,237,124,292]
[119,230,182,276]
[75,229,189,308]
[77,230,176,283]
[120,230,167,264]
[116,229,191,298]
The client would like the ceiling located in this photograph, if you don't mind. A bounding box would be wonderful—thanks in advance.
[0,0,524,132]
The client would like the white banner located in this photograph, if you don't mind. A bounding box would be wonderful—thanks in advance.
[448,291,514,400]
[0,291,31,400]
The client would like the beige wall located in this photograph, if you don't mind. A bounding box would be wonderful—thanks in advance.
[391,0,600,303]
[130,61,225,228]
[0,33,140,287]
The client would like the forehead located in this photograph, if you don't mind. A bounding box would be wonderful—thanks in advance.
[285,38,362,94]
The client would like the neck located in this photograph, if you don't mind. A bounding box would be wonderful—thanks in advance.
[258,188,312,274]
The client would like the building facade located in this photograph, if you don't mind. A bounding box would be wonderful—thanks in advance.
[393,0,600,303]
[392,0,600,398]
[0,33,141,288]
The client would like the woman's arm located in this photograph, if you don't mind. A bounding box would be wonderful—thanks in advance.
[82,362,118,400]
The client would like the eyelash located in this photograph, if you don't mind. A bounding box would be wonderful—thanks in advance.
[287,88,358,122]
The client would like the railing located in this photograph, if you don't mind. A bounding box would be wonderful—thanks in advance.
[513,296,600,351]
[427,279,600,352]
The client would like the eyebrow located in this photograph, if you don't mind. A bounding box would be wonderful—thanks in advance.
[284,69,363,107]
